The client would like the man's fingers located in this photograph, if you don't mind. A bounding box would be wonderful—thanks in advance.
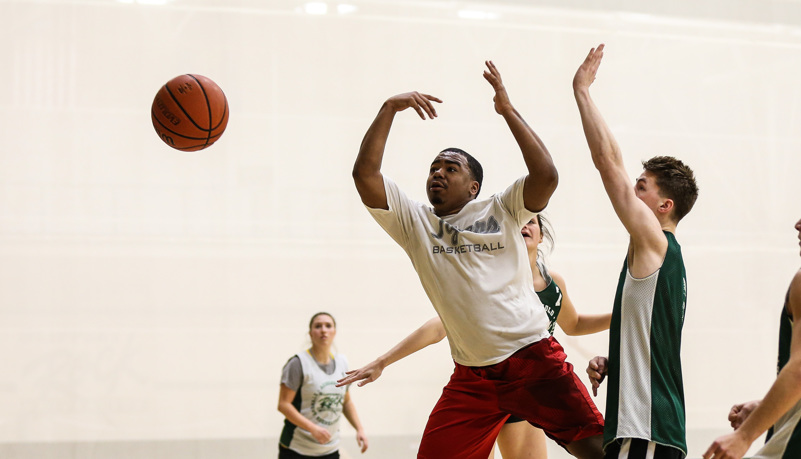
[482,70,498,87]
[411,93,439,119]
[336,370,365,386]
[409,100,427,120]
[590,44,604,69]
[589,44,605,60]
[702,442,719,459]
[421,93,443,104]
[415,94,438,119]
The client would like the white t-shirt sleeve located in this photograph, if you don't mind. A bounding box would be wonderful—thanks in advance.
[498,176,537,227]
[364,176,415,249]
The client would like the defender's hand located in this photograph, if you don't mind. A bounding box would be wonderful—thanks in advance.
[573,44,605,92]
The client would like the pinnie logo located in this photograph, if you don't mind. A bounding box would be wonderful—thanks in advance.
[310,382,344,426]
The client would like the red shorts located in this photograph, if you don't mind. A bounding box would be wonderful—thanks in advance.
[418,337,604,459]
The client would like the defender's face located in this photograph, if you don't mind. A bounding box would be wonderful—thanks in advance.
[521,218,542,255]
[634,171,663,214]
[309,314,336,347]
[426,151,478,215]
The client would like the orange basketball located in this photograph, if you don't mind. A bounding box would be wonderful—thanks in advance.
[151,74,229,151]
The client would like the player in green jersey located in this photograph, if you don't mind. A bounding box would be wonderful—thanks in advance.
[703,217,801,459]
[573,44,700,459]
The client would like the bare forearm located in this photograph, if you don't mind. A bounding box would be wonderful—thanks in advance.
[352,103,397,209]
[568,313,612,336]
[278,401,318,432]
[353,103,395,179]
[573,88,623,173]
[737,359,801,443]
[343,399,365,432]
[379,317,446,368]
[500,107,557,186]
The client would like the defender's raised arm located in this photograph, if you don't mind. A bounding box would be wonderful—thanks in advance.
[572,44,667,269]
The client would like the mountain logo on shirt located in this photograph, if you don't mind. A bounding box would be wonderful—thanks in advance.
[431,216,501,246]
[310,381,344,426]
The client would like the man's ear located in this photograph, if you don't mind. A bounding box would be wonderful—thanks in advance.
[658,198,674,215]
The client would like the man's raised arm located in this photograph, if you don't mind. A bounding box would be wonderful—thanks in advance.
[483,60,558,213]
[352,92,442,210]
[572,45,665,251]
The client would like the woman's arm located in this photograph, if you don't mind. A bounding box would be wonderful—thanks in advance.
[277,383,332,445]
[552,271,611,336]
[337,317,446,387]
[342,391,369,453]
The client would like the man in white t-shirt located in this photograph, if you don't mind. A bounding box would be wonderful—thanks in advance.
[352,61,604,459]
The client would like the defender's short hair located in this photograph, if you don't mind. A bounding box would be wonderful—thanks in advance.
[642,156,699,223]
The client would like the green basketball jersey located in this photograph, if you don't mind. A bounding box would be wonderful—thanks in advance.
[604,231,687,455]
[777,291,793,375]
[535,259,562,335]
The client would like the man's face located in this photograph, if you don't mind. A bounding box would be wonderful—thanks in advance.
[426,151,479,215]
[634,170,665,216]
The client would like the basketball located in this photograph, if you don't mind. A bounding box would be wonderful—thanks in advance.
[151,74,229,151]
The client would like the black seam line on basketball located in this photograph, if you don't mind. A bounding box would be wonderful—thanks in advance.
[164,80,212,136]
[188,74,212,148]
[189,76,229,132]
[152,111,213,140]
[211,99,228,131]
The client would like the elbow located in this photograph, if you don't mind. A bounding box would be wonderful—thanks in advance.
[352,162,377,188]
[352,166,369,192]
[591,147,621,173]
[277,401,290,416]
[560,320,580,336]
[544,169,559,196]
[434,327,447,343]
[535,169,559,204]
[591,154,612,172]
[352,164,365,182]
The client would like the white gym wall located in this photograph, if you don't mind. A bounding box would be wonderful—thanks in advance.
[1,0,800,457]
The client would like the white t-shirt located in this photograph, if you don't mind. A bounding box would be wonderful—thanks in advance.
[367,176,551,366]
